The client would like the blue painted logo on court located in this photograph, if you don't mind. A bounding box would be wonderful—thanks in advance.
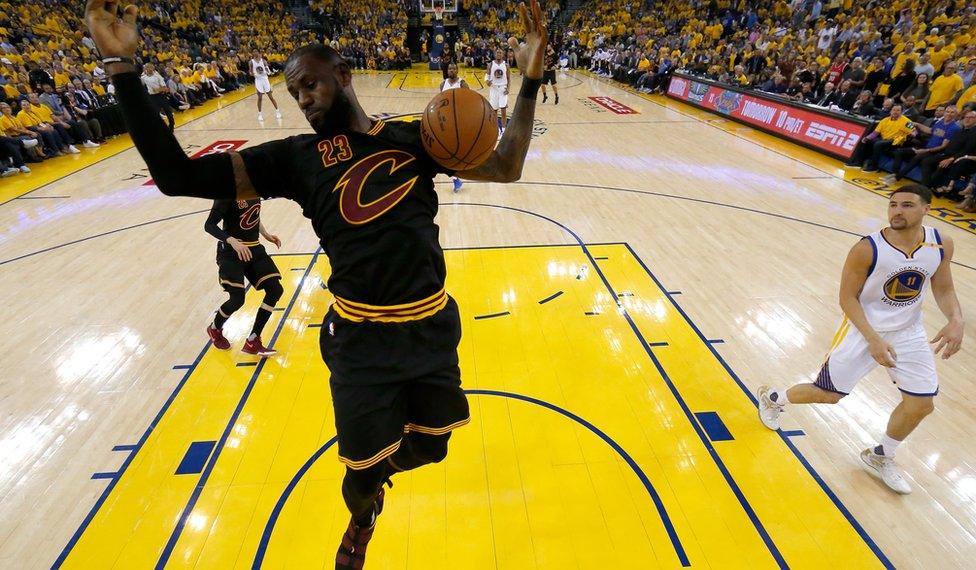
[883,269,925,302]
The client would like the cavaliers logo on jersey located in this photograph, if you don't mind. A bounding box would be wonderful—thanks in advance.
[239,202,261,230]
[334,150,419,225]
[883,269,925,302]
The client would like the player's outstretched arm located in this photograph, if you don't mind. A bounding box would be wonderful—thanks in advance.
[929,235,964,359]
[85,0,257,200]
[458,0,546,183]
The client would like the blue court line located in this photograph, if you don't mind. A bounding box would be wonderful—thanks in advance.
[307,323,323,328]
[175,441,217,475]
[154,248,322,569]
[622,242,893,569]
[649,342,669,347]
[446,181,976,273]
[14,195,71,199]
[708,339,726,344]
[236,362,258,367]
[172,364,191,370]
[695,412,734,442]
[668,291,683,296]
[289,267,305,270]
[617,292,634,297]
[0,209,211,266]
[112,444,137,452]
[594,256,609,260]
[474,311,510,320]
[449,203,789,567]
[53,339,213,568]
[782,430,806,438]
[319,283,328,289]
[584,311,601,315]
[90,472,117,480]
[538,290,563,304]
[442,242,577,251]
[272,307,285,311]
[251,389,690,568]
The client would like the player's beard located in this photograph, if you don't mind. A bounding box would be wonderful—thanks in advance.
[312,87,354,135]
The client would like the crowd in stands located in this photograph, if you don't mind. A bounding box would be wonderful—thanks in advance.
[308,0,413,70]
[564,0,976,209]
[0,0,306,179]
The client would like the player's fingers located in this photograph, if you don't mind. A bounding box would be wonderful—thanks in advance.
[933,338,947,355]
[519,3,533,34]
[532,0,545,32]
[122,4,139,25]
[507,36,520,52]
[930,332,943,344]
[85,0,108,19]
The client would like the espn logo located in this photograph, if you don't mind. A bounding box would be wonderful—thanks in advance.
[804,122,860,150]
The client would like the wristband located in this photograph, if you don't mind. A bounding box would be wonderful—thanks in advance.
[102,56,136,66]
[519,77,542,100]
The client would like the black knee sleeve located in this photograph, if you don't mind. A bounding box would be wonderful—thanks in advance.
[262,279,283,306]
[341,462,387,520]
[410,432,451,464]
[223,288,246,313]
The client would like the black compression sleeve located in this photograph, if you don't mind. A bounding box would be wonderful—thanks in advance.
[204,201,231,242]
[111,72,236,199]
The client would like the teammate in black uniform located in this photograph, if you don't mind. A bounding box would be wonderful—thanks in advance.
[541,44,559,104]
[204,198,283,356]
[86,0,549,566]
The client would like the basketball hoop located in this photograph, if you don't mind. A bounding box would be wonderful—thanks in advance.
[433,6,444,21]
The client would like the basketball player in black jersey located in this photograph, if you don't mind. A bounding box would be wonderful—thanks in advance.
[87,0,548,567]
[541,44,559,104]
[204,199,283,356]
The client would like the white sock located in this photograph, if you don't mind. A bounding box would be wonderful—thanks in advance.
[247,333,257,341]
[879,434,902,458]
[769,389,791,406]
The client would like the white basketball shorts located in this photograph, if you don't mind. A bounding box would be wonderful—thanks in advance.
[488,85,508,110]
[255,77,272,94]
[815,319,938,396]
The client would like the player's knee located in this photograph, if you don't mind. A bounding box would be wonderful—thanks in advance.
[414,433,450,464]
[909,397,935,417]
[343,463,386,499]
[262,279,283,305]
[823,391,846,404]
[226,289,246,311]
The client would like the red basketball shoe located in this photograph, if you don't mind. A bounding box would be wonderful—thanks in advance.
[207,325,231,350]
[242,335,276,356]
[335,487,384,570]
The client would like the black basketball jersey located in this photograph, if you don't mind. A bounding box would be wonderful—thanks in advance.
[239,120,453,306]
[544,50,557,71]
[205,198,262,251]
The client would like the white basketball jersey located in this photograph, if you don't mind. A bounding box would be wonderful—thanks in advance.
[488,60,508,88]
[441,78,462,91]
[250,58,269,80]
[860,226,944,332]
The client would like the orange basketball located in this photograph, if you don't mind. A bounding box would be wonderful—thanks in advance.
[421,88,497,171]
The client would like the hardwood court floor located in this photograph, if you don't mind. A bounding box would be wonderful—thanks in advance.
[0,69,974,569]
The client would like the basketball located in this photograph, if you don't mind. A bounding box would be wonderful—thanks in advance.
[421,88,497,171]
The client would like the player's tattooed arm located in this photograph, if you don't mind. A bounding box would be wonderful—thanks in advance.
[457,0,547,183]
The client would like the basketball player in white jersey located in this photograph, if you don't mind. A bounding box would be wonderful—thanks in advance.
[758,184,964,494]
[441,62,467,192]
[485,47,510,135]
[250,50,281,121]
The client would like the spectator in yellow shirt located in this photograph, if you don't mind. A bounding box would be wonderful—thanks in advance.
[957,84,976,111]
[928,40,952,72]
[845,104,914,171]
[13,100,75,155]
[926,62,964,112]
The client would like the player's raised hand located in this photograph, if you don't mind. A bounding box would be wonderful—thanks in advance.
[85,0,140,58]
[509,0,548,80]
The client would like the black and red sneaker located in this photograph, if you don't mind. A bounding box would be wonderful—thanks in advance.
[207,325,231,350]
[335,487,385,570]
[242,335,276,356]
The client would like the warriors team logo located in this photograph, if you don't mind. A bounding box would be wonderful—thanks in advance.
[716,91,742,114]
[883,269,925,303]
[494,68,504,79]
